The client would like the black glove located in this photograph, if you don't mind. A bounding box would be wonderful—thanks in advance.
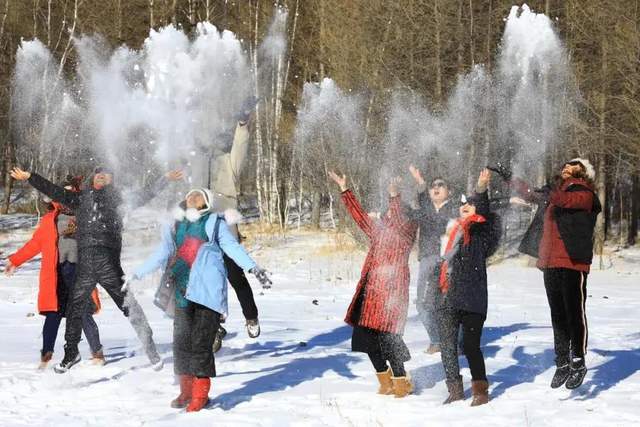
[250,266,272,289]
[237,96,259,123]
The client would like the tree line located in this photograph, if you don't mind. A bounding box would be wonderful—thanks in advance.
[0,0,638,250]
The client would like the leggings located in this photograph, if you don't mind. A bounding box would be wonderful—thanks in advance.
[367,350,407,377]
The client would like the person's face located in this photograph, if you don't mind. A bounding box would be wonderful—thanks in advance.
[459,202,476,219]
[561,162,584,180]
[93,173,113,189]
[429,180,449,204]
[186,192,206,210]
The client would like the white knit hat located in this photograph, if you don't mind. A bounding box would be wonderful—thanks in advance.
[568,158,595,181]
[174,188,215,222]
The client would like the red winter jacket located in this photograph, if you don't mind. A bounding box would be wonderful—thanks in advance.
[8,204,101,314]
[537,178,595,273]
[342,190,417,334]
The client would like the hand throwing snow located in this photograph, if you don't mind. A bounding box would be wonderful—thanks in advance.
[409,165,425,186]
[4,261,17,276]
[165,170,185,181]
[388,176,401,197]
[477,168,491,193]
[10,167,31,181]
[328,171,348,192]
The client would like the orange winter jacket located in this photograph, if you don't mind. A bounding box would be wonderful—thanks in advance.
[8,204,101,314]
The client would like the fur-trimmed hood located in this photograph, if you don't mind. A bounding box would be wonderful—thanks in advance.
[569,158,595,181]
[172,203,243,225]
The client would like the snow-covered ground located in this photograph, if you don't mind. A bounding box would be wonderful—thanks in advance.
[0,212,639,427]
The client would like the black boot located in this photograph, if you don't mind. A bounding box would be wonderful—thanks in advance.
[565,358,587,390]
[212,326,227,353]
[550,364,570,389]
[53,345,81,374]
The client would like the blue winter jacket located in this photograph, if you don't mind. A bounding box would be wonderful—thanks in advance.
[134,214,257,315]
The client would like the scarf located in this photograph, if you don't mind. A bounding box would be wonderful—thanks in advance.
[438,213,486,294]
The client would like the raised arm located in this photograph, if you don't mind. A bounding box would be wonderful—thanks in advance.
[6,227,43,275]
[328,171,375,238]
[11,168,80,209]
[228,122,250,180]
[129,170,184,208]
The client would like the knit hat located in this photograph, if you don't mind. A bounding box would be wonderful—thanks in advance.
[174,188,214,222]
[567,158,595,181]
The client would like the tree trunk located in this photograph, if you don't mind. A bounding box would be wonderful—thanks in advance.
[629,173,639,246]
[311,191,321,230]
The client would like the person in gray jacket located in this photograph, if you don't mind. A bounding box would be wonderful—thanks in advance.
[192,97,264,349]
[407,165,458,354]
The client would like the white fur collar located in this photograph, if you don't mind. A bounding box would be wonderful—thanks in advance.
[172,206,243,225]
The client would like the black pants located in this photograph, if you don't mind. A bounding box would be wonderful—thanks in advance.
[65,247,159,362]
[174,302,221,377]
[368,350,407,377]
[543,268,588,364]
[224,254,258,320]
[42,263,102,354]
[438,308,486,382]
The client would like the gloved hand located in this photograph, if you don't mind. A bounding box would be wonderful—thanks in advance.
[121,273,140,292]
[237,96,259,123]
[250,266,272,289]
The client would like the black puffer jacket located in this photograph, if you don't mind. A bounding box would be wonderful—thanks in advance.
[408,191,459,260]
[439,191,502,316]
[29,173,164,249]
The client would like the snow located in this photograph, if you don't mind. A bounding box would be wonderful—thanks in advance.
[0,214,639,426]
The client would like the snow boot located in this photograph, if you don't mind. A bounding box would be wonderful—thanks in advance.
[424,343,441,355]
[470,380,489,406]
[171,375,194,408]
[212,326,227,353]
[54,345,81,374]
[550,363,570,388]
[391,375,413,398]
[91,349,106,366]
[246,318,261,338]
[186,377,211,412]
[443,376,465,404]
[565,358,587,390]
[38,350,53,370]
[375,368,394,395]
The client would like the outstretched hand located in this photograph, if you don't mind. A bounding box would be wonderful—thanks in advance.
[388,176,402,197]
[10,167,31,181]
[328,171,347,192]
[165,170,185,181]
[409,165,425,186]
[4,261,17,277]
[477,168,491,192]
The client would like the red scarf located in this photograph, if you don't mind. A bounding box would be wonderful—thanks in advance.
[438,214,486,294]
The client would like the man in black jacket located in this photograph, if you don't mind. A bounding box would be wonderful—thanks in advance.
[11,166,183,373]
[408,166,459,354]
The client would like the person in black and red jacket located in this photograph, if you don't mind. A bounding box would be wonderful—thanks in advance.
[513,158,601,390]
[328,171,418,398]
[436,169,502,407]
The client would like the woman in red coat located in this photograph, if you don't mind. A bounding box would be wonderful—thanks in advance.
[5,177,103,369]
[329,172,418,398]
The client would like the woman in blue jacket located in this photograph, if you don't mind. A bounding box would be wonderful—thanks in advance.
[133,188,269,412]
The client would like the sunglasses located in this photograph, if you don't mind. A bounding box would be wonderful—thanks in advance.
[431,181,447,189]
[565,161,583,167]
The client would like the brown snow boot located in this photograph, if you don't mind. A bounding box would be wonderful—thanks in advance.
[443,376,465,404]
[391,375,413,398]
[171,374,194,408]
[38,351,53,370]
[470,380,489,407]
[375,368,394,395]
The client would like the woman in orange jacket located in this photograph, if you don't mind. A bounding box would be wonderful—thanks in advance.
[5,177,103,369]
